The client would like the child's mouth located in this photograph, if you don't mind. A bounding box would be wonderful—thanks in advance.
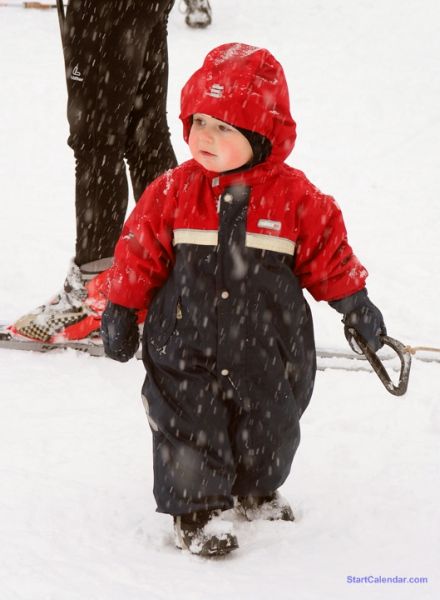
[200,150,216,157]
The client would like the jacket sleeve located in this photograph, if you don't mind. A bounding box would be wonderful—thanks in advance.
[293,184,368,302]
[107,172,176,309]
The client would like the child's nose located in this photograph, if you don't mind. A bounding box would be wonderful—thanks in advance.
[200,128,213,142]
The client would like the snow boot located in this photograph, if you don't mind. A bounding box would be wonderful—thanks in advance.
[181,0,212,28]
[236,492,295,522]
[10,258,113,343]
[174,509,238,556]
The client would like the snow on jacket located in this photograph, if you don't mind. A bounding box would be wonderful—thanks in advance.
[107,43,368,415]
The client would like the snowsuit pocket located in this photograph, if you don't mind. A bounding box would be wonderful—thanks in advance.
[145,286,181,349]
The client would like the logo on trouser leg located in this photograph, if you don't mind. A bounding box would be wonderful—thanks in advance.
[71,65,84,82]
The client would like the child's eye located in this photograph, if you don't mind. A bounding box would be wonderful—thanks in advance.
[193,117,205,127]
[218,124,232,133]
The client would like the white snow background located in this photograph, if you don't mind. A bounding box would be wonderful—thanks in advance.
[1,1,439,598]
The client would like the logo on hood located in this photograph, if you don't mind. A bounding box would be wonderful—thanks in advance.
[207,83,224,98]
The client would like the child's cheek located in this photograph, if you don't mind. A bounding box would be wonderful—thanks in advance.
[222,140,249,168]
[188,131,197,159]
[228,145,241,162]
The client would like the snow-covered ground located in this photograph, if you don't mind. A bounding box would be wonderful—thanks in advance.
[1,1,439,598]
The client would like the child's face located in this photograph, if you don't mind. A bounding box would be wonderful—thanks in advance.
[189,113,253,172]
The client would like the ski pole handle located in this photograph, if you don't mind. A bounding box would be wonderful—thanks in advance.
[347,329,412,396]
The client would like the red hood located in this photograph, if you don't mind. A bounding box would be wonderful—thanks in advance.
[180,43,296,164]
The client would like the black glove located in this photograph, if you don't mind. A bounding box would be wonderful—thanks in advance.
[329,289,387,353]
[101,301,140,362]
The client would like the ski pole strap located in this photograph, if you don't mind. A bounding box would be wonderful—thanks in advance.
[347,329,412,396]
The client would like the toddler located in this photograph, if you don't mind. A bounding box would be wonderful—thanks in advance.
[101,43,386,556]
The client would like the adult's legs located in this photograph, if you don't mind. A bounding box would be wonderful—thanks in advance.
[9,1,177,342]
[63,0,176,265]
[125,5,177,200]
